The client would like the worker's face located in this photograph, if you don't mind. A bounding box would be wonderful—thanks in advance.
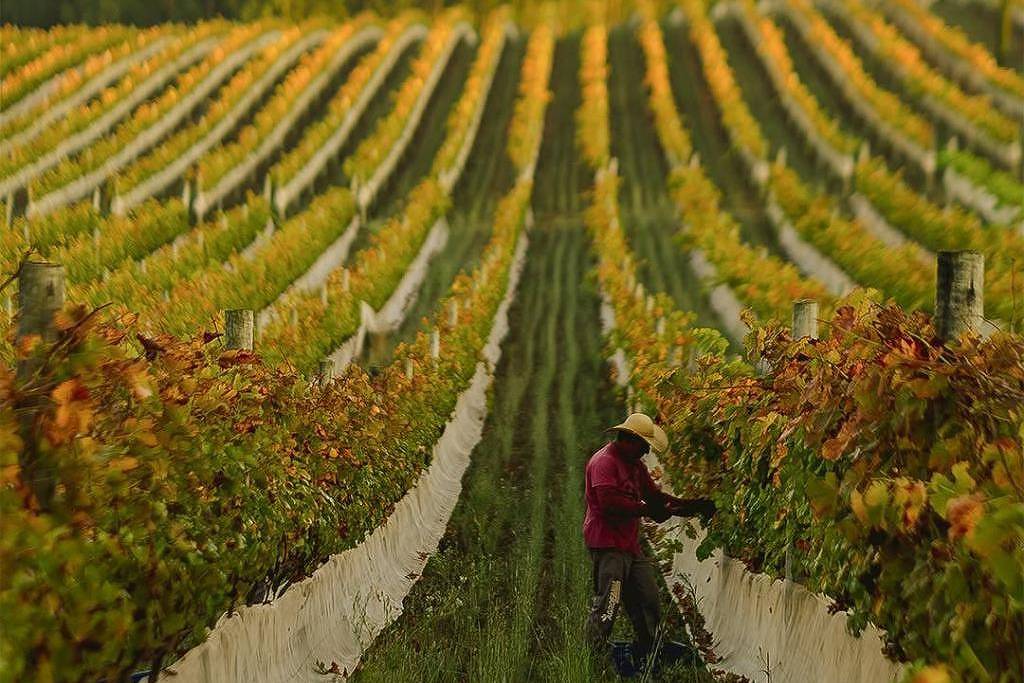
[616,432,649,460]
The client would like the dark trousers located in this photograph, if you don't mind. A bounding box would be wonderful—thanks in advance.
[585,548,661,656]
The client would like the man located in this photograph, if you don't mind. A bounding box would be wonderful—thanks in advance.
[583,412,715,667]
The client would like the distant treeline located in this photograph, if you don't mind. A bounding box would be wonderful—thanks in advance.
[4,0,473,26]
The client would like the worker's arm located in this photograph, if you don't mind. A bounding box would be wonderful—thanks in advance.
[592,485,647,518]
[639,466,716,521]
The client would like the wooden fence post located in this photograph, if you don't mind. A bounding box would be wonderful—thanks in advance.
[791,299,819,340]
[935,251,984,342]
[224,309,255,350]
[317,358,334,383]
[785,298,818,581]
[16,261,66,508]
[430,329,440,359]
[17,261,65,381]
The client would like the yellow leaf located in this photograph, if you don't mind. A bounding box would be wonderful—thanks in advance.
[109,457,139,472]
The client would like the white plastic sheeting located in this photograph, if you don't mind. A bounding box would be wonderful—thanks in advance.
[326,219,449,371]
[942,165,1023,228]
[160,228,529,683]
[848,193,934,259]
[0,37,173,154]
[820,0,1020,171]
[112,28,354,215]
[273,25,428,216]
[0,35,227,199]
[191,27,386,221]
[765,198,857,297]
[26,31,284,219]
[644,451,905,683]
[764,0,938,178]
[687,249,749,346]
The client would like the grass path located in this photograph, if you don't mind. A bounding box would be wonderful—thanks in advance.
[363,38,524,367]
[606,23,723,337]
[715,16,832,192]
[660,17,782,258]
[354,32,716,682]
[349,39,476,255]
[353,35,622,682]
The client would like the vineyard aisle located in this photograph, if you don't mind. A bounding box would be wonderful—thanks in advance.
[367,37,525,366]
[354,34,712,682]
[606,23,722,338]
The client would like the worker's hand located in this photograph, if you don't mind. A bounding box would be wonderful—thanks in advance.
[643,501,673,523]
[670,498,716,524]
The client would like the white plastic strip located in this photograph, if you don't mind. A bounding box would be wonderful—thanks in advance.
[641,450,906,683]
[688,249,750,345]
[273,24,428,216]
[0,35,226,198]
[0,36,173,154]
[160,228,530,683]
[942,165,1022,227]
[112,28,352,215]
[765,198,857,297]
[326,219,449,370]
[26,31,282,219]
[354,22,476,211]
[847,192,934,259]
[191,27,383,221]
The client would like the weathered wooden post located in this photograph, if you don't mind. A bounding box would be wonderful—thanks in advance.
[935,251,984,342]
[317,358,334,383]
[791,299,819,340]
[16,261,66,507]
[17,261,65,380]
[224,309,255,350]
[430,329,440,359]
[786,298,818,581]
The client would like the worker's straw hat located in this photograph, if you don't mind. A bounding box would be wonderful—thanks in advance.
[607,413,668,453]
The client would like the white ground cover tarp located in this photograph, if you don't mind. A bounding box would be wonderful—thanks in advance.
[597,227,903,683]
[160,229,530,683]
[646,457,905,683]
[0,35,226,200]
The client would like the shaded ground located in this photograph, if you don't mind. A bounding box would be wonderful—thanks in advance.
[353,32,713,682]
[362,37,524,367]
[661,15,783,258]
[606,23,729,342]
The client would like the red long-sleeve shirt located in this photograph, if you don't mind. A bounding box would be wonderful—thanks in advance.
[582,441,663,555]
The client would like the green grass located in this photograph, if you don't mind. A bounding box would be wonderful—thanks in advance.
[362,37,524,367]
[606,22,725,339]
[661,17,783,258]
[353,32,716,683]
